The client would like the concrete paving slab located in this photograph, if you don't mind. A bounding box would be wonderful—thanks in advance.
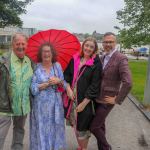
[4,97,150,150]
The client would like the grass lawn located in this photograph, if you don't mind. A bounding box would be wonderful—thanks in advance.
[129,60,148,103]
[0,49,6,55]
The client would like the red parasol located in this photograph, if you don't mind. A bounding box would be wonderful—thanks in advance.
[25,29,81,70]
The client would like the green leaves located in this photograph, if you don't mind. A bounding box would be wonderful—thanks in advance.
[116,0,150,48]
[0,0,33,28]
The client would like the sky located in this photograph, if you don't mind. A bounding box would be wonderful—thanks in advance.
[21,0,125,34]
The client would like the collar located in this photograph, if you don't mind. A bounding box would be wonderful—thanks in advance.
[0,52,11,71]
[73,53,95,66]
[104,49,117,58]
[11,51,27,63]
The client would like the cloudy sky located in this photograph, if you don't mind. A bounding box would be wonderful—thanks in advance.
[21,0,124,34]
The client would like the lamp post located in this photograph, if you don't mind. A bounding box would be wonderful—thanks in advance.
[143,51,150,107]
[114,26,122,52]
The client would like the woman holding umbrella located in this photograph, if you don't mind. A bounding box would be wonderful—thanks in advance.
[30,42,66,150]
[64,37,102,150]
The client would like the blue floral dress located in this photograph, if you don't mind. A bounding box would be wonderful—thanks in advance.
[30,62,66,150]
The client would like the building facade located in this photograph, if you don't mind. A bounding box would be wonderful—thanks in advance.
[0,27,37,44]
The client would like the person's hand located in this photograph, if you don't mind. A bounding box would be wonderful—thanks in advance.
[48,77,61,85]
[39,82,49,90]
[76,98,90,112]
[66,86,75,101]
[104,96,116,104]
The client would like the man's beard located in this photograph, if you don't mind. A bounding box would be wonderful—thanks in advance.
[16,48,25,61]
[17,48,25,52]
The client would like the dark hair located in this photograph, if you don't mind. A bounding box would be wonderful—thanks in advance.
[80,37,98,57]
[37,42,57,63]
[103,32,116,38]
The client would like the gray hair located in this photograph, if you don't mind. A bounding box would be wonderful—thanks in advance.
[103,32,116,38]
[12,33,28,43]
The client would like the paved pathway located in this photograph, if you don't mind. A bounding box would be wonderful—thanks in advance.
[4,97,150,150]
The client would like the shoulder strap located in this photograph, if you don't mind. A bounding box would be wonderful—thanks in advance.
[72,66,86,87]
[52,63,58,77]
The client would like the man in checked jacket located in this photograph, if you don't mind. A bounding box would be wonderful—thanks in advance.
[90,32,132,150]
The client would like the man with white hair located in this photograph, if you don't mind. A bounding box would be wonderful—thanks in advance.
[0,33,33,150]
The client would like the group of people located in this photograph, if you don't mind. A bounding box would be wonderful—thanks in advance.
[0,32,132,150]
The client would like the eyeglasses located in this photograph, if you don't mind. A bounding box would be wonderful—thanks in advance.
[102,41,115,44]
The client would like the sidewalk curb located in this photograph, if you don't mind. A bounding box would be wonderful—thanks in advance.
[128,93,150,121]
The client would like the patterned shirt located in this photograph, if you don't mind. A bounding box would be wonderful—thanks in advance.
[9,52,33,116]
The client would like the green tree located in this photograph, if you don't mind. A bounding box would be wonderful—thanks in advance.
[0,0,33,28]
[117,0,150,106]
[84,33,90,39]
[116,0,150,48]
